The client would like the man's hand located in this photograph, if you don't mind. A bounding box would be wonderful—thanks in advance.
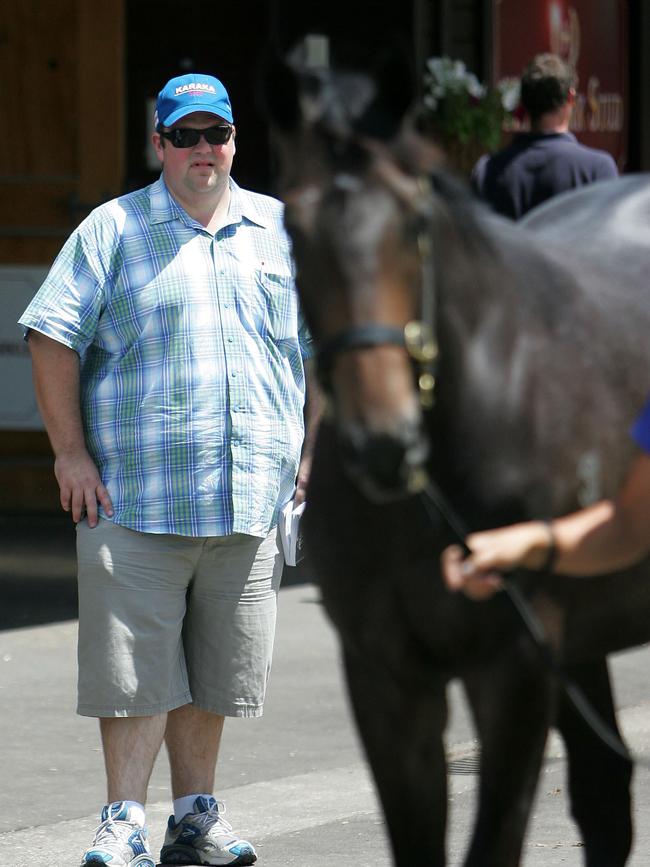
[26,333,112,528]
[54,449,113,527]
[441,544,505,600]
[293,455,311,507]
[441,521,554,600]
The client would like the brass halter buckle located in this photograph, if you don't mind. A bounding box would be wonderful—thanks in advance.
[404,320,438,409]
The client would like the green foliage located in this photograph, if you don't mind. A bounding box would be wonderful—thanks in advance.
[431,87,508,152]
[420,57,521,171]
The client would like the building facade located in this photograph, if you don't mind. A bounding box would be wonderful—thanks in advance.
[1,0,648,513]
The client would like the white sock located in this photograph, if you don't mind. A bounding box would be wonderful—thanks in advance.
[112,800,146,828]
[173,794,212,823]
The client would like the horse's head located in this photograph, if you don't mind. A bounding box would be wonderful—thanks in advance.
[265,44,442,501]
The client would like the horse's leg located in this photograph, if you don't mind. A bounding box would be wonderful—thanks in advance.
[462,649,555,867]
[555,658,633,867]
[342,646,449,867]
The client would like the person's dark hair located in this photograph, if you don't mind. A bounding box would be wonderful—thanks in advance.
[520,53,577,121]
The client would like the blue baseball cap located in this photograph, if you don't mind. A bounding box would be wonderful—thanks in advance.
[155,73,234,127]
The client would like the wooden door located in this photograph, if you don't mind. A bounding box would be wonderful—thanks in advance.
[0,0,124,513]
[0,0,124,265]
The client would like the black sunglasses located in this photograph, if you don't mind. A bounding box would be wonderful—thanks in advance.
[159,124,234,148]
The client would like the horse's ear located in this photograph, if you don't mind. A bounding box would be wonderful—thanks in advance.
[258,35,416,141]
[258,37,333,133]
[354,44,418,141]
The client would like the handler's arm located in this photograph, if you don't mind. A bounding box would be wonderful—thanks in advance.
[294,358,324,506]
[27,330,113,527]
[443,452,650,599]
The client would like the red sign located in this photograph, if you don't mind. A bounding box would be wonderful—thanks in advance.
[493,0,628,167]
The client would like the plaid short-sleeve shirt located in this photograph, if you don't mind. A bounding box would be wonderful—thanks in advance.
[20,177,311,537]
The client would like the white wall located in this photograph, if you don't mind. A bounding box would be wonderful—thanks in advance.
[0,266,48,430]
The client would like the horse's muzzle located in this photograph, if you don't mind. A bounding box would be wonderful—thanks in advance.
[338,421,430,502]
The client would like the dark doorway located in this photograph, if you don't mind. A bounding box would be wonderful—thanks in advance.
[125,0,418,195]
[125,1,276,193]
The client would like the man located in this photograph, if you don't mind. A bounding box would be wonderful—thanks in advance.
[472,53,618,219]
[19,73,316,867]
[442,397,650,599]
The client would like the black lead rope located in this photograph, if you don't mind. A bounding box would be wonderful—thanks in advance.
[419,480,634,765]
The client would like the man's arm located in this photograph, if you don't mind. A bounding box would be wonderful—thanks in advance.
[27,330,113,527]
[294,358,324,506]
[442,452,650,600]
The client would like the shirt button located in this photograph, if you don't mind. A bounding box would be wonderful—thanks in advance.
[231,371,237,378]
[227,337,233,343]
[223,303,229,309]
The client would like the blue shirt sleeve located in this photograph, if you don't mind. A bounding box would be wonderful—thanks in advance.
[18,215,108,354]
[631,397,650,453]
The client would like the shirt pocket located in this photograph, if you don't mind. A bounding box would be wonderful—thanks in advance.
[253,268,297,342]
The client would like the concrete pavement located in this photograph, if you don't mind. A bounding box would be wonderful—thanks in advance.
[1,517,650,865]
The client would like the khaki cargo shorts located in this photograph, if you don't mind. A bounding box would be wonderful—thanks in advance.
[76,518,283,718]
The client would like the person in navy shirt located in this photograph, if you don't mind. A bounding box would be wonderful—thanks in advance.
[442,397,650,599]
[472,53,618,220]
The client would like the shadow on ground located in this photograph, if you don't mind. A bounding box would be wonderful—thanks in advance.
[0,515,313,631]
[0,515,78,630]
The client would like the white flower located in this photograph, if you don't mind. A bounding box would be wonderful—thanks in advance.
[424,56,486,100]
[466,74,486,100]
[497,77,521,112]
[452,59,467,79]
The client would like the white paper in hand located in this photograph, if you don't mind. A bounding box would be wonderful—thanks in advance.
[280,499,306,566]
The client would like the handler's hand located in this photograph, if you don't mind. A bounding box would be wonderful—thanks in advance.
[54,449,113,527]
[441,521,553,600]
[441,545,504,600]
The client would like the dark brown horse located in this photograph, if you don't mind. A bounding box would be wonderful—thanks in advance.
[266,51,650,866]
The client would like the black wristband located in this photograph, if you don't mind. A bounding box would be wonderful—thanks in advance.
[539,519,558,573]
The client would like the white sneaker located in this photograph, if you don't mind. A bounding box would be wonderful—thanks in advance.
[160,795,257,865]
[81,801,155,866]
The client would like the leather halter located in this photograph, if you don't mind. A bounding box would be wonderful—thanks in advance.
[315,167,439,409]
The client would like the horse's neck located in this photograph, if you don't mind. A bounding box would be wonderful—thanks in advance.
[428,210,556,522]
[433,201,574,348]
[427,180,650,524]
[432,200,585,464]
